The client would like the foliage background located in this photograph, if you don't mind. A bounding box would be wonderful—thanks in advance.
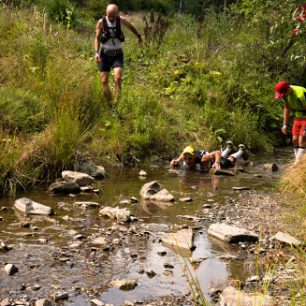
[1,0,306,194]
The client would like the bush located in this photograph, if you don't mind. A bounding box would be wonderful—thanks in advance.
[44,0,77,27]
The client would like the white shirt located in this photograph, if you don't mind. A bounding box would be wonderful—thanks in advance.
[102,17,122,51]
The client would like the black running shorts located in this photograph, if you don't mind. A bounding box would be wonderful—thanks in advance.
[97,49,124,72]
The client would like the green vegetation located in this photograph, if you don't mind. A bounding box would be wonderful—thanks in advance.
[1,0,306,195]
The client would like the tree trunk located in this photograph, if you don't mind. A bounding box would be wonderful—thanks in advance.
[179,0,183,13]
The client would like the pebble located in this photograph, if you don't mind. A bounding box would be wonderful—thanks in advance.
[146,270,157,278]
[4,263,18,276]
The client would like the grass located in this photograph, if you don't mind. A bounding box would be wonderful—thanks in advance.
[1,2,306,195]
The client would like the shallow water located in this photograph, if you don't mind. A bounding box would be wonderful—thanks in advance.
[0,148,292,305]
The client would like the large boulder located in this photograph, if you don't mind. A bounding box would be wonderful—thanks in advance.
[14,198,53,216]
[99,207,131,223]
[208,223,258,243]
[219,286,273,306]
[48,180,81,194]
[161,228,194,250]
[62,171,95,186]
[77,159,106,179]
[140,181,174,202]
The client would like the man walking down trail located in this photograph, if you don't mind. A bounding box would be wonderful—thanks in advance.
[274,81,306,163]
[94,4,142,106]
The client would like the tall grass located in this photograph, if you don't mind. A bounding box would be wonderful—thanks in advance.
[0,133,22,196]
[1,2,306,194]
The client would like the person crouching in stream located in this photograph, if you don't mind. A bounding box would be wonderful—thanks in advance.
[169,142,249,173]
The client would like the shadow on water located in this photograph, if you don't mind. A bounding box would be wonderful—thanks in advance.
[0,148,293,305]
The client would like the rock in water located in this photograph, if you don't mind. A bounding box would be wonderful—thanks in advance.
[99,207,131,223]
[111,279,137,290]
[62,170,95,186]
[208,223,258,243]
[263,163,278,172]
[48,180,81,194]
[14,198,53,216]
[161,228,194,250]
[140,181,174,202]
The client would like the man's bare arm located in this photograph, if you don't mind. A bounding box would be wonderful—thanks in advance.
[121,16,143,43]
[94,20,103,62]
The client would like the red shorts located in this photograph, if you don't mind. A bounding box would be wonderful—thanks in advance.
[292,118,306,136]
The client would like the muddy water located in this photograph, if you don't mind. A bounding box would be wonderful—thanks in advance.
[0,149,292,305]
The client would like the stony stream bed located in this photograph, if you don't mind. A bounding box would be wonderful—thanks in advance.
[0,148,303,305]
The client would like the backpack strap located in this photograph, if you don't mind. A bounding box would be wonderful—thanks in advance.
[116,16,122,34]
[102,16,109,35]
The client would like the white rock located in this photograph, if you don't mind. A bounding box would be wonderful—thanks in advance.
[138,170,147,177]
[140,181,174,202]
[271,231,301,246]
[62,170,94,186]
[208,223,258,243]
[35,299,53,306]
[99,207,131,223]
[73,201,100,209]
[4,263,18,276]
[219,286,273,306]
[52,292,69,301]
[90,237,107,247]
[90,299,105,306]
[14,198,53,216]
[161,228,194,250]
[111,279,137,290]
[1,298,11,306]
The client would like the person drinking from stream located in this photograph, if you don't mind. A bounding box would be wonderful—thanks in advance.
[169,142,249,173]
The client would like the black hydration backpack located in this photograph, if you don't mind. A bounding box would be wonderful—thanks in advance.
[100,16,125,44]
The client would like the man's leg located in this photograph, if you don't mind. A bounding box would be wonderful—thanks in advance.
[292,135,299,160]
[221,141,236,158]
[100,71,112,104]
[292,119,303,163]
[113,67,123,102]
[295,120,306,162]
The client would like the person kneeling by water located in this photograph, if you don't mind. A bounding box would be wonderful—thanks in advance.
[169,142,249,173]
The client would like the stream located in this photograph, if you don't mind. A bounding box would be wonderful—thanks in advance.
[0,148,293,305]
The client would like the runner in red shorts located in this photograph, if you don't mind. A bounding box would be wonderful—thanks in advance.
[274,81,306,163]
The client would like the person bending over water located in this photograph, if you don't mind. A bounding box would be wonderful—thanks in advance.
[170,141,249,173]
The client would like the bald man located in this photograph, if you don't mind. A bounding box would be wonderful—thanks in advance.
[94,4,142,106]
